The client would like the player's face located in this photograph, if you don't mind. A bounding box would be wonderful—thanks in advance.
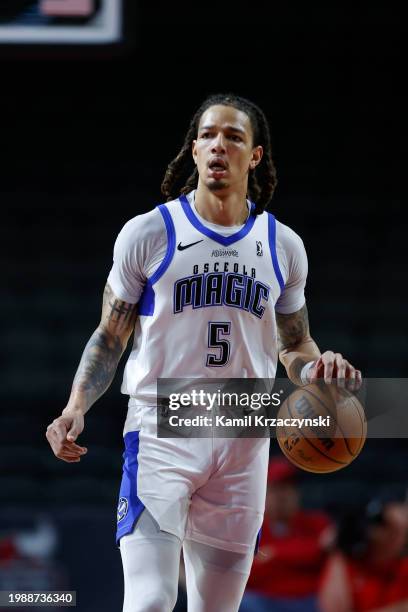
[192,105,263,194]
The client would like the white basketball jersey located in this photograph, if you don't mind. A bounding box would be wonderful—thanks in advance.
[121,194,286,404]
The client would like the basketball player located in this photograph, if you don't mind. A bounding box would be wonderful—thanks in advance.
[46,94,361,612]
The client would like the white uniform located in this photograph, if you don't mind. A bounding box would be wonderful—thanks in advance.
[108,191,307,553]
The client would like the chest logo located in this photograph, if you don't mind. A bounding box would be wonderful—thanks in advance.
[174,272,270,319]
[177,239,204,251]
[256,241,263,256]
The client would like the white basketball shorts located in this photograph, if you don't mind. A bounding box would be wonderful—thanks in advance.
[116,406,270,554]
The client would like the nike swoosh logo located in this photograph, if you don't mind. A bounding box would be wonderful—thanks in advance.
[177,239,204,251]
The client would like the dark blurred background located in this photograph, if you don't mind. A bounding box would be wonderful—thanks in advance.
[1,2,406,611]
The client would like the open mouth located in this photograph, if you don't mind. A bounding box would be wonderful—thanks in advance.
[208,158,228,173]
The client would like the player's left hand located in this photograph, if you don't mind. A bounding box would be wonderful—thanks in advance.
[308,351,362,390]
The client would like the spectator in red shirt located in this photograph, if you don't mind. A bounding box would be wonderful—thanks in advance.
[0,537,17,564]
[240,457,333,612]
[319,500,408,612]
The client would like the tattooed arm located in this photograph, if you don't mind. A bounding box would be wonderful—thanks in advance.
[276,304,321,386]
[46,283,137,462]
[277,304,361,388]
[69,283,137,410]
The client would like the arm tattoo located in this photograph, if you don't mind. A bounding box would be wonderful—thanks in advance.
[72,284,137,406]
[72,328,122,403]
[276,304,311,352]
[109,300,134,322]
[276,305,319,383]
[103,283,137,333]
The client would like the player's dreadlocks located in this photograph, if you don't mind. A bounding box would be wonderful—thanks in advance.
[161,94,278,215]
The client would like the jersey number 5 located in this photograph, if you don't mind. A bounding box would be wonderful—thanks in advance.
[207,322,231,367]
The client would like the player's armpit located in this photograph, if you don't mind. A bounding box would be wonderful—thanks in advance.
[276,304,321,385]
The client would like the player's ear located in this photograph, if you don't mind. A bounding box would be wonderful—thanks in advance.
[192,140,197,165]
[250,145,263,170]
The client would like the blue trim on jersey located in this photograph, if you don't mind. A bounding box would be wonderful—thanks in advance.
[179,194,256,246]
[138,280,154,315]
[267,213,285,293]
[254,526,262,555]
[116,431,145,546]
[151,205,176,284]
[138,204,176,316]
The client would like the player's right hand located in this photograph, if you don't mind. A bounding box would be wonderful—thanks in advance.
[45,409,87,463]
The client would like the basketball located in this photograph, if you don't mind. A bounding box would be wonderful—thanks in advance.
[276,383,367,473]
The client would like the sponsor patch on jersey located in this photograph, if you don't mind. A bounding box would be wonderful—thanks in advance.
[211,248,239,257]
[117,497,129,523]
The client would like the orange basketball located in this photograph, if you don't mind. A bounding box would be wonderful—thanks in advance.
[276,383,367,473]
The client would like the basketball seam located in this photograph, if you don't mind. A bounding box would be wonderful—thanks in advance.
[278,437,339,472]
[277,431,341,473]
[302,387,363,457]
[348,395,367,455]
[286,396,348,465]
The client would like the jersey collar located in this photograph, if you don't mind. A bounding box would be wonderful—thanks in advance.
[179,194,256,247]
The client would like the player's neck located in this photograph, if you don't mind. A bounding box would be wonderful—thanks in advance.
[194,185,249,227]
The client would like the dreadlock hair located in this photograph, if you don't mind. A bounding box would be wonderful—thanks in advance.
[161,93,278,215]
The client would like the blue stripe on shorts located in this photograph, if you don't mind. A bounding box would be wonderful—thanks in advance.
[116,431,145,546]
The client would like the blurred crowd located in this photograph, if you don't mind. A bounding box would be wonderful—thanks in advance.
[174,457,408,612]
[238,458,408,612]
[2,460,407,612]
